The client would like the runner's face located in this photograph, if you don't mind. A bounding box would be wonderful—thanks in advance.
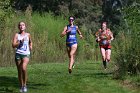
[69,17,74,24]
[102,23,107,30]
[19,22,26,31]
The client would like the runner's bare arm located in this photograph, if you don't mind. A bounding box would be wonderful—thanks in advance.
[76,26,83,39]
[28,33,33,51]
[108,29,114,41]
[60,26,67,37]
[12,33,20,48]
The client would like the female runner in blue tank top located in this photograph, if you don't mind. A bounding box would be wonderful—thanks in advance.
[61,16,83,73]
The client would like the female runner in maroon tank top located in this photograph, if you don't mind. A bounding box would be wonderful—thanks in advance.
[95,22,114,70]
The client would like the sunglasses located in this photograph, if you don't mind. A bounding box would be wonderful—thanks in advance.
[69,19,74,21]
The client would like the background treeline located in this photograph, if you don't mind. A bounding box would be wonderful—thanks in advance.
[0,0,140,79]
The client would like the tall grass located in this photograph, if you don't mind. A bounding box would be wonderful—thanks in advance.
[112,5,140,78]
[0,9,102,66]
[30,13,67,63]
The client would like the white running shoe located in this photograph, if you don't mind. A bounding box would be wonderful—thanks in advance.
[23,86,27,92]
[72,64,75,68]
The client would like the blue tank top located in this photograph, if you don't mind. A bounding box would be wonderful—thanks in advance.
[66,25,77,43]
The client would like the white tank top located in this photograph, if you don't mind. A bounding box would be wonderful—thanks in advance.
[16,33,30,55]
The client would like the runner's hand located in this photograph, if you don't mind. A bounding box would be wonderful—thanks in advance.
[96,37,100,42]
[79,34,83,39]
[66,27,72,33]
[20,38,24,44]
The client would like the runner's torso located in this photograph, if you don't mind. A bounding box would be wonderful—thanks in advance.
[97,29,112,46]
[66,25,77,43]
[16,33,30,55]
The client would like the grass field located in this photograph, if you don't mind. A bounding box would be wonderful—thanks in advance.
[0,61,139,93]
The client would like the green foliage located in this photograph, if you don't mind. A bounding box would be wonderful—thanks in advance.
[0,0,13,34]
[0,0,11,9]
[0,10,6,31]
[0,8,100,66]
[113,2,140,78]
[10,0,103,33]
[0,0,139,79]
[28,13,68,63]
[125,4,140,75]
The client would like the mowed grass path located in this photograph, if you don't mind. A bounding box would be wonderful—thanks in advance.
[0,61,139,93]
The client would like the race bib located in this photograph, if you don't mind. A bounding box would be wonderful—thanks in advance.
[100,40,109,46]
[69,35,75,38]
[20,43,27,51]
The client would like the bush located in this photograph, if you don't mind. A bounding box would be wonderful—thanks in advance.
[113,4,140,78]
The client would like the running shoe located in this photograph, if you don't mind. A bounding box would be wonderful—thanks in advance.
[72,64,75,68]
[69,69,72,74]
[23,86,27,92]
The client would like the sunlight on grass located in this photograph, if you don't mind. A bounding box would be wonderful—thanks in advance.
[0,61,139,93]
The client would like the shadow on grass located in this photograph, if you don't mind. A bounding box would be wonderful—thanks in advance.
[0,76,48,93]
[0,76,18,93]
[73,72,112,78]
[93,72,112,77]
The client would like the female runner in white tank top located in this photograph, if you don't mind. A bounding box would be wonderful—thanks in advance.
[12,22,32,92]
